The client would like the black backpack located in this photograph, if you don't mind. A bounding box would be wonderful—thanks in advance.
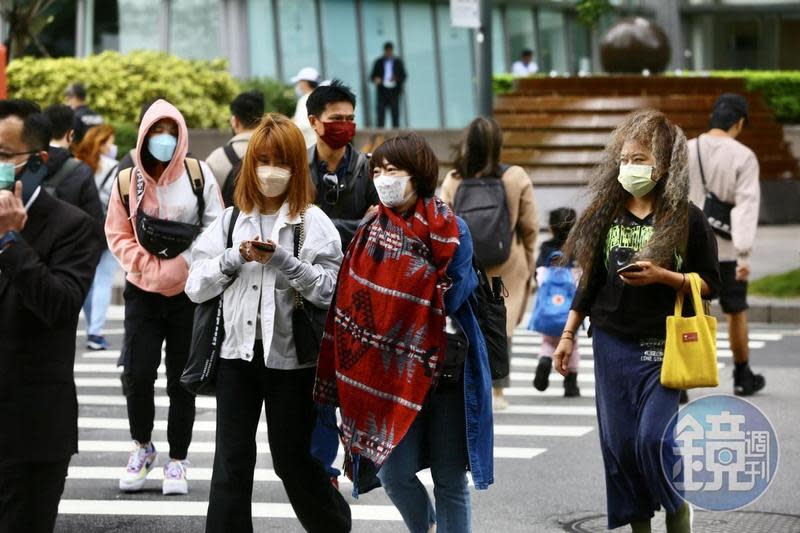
[452,164,513,268]
[220,144,241,207]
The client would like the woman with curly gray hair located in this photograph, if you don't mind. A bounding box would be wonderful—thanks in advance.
[553,110,721,533]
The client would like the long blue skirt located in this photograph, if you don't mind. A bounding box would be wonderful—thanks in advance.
[592,326,685,529]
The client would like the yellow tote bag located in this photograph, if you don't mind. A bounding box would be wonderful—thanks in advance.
[661,273,719,389]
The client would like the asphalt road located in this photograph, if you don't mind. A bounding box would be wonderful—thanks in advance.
[55,310,800,533]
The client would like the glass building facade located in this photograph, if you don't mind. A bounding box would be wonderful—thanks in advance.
[11,0,798,128]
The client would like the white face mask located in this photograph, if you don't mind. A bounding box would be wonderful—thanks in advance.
[373,174,413,208]
[256,165,291,197]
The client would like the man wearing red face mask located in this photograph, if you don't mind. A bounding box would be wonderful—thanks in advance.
[306,80,378,489]
[307,80,378,251]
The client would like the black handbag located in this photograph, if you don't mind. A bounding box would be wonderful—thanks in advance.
[473,260,510,380]
[441,326,469,383]
[180,208,239,396]
[291,208,330,365]
[697,137,734,240]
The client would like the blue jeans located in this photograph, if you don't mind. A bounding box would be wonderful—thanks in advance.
[83,249,118,337]
[377,382,470,533]
[311,405,341,478]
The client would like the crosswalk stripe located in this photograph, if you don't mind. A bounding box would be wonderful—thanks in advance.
[75,440,546,459]
[498,405,596,416]
[78,417,589,438]
[76,328,125,337]
[510,371,595,383]
[504,387,596,397]
[58,500,403,521]
[513,329,783,343]
[78,395,218,408]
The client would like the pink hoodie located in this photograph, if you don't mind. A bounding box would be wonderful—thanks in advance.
[105,99,222,296]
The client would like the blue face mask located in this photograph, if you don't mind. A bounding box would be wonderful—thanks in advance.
[147,133,178,162]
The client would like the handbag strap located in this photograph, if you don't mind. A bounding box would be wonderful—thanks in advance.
[674,273,703,317]
[696,136,708,193]
[292,207,309,309]
[227,207,240,249]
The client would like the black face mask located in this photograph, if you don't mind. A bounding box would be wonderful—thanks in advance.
[18,155,47,204]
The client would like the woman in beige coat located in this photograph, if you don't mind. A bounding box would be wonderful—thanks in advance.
[440,116,539,410]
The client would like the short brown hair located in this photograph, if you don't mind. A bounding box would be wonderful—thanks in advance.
[370,132,439,198]
[234,113,315,217]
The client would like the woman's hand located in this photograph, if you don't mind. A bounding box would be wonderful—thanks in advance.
[618,261,668,287]
[553,338,574,377]
[239,236,275,264]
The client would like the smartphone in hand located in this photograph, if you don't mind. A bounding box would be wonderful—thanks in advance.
[250,241,276,252]
[617,262,644,275]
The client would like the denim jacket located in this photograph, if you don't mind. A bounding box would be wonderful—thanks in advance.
[445,217,495,490]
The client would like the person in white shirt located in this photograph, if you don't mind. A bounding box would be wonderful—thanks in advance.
[688,93,765,397]
[186,113,351,533]
[511,49,539,76]
[291,67,321,149]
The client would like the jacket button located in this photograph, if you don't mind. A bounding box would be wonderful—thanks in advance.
[247,320,253,326]
[252,285,258,290]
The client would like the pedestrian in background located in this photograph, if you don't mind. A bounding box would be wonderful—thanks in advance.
[558,110,720,532]
[531,207,581,397]
[106,99,224,496]
[0,99,101,533]
[119,97,168,172]
[64,82,104,144]
[74,124,120,350]
[441,116,539,411]
[45,103,76,150]
[185,113,351,533]
[315,133,494,533]
[511,49,539,76]
[206,90,265,206]
[370,41,407,129]
[688,93,764,397]
[291,67,321,148]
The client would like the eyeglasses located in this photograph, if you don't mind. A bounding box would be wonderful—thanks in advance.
[0,150,35,164]
[323,172,341,205]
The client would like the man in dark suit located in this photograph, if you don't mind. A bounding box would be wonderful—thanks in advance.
[0,99,101,533]
[370,41,407,129]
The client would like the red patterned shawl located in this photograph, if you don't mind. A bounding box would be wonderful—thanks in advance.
[314,196,460,474]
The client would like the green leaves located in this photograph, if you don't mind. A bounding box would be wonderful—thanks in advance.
[576,0,613,29]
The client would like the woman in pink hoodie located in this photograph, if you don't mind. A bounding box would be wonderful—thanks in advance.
[105,99,224,495]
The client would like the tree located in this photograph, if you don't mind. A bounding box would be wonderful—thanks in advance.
[0,0,58,59]
[576,0,613,28]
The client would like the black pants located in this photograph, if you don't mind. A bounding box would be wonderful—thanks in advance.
[120,282,196,460]
[376,86,401,128]
[0,458,70,533]
[206,344,351,533]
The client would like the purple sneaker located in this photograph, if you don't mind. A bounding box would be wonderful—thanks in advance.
[162,460,189,495]
[119,441,157,492]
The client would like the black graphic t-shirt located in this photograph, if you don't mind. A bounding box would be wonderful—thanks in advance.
[572,203,721,340]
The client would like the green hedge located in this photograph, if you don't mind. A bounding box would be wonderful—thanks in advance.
[7,50,240,129]
[493,71,800,123]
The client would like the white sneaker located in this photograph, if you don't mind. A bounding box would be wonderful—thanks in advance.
[162,460,189,495]
[119,441,157,492]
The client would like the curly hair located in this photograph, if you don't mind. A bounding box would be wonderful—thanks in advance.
[562,109,690,287]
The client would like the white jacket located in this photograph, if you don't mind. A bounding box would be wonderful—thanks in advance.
[185,204,342,369]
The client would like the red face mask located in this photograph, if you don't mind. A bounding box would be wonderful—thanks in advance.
[320,121,356,150]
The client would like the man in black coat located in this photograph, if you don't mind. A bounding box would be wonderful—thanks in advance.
[0,99,101,533]
[42,104,104,238]
[370,41,407,129]
[64,82,104,144]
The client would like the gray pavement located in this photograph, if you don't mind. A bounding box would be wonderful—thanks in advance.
[55,312,800,533]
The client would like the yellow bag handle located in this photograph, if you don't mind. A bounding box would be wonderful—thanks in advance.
[674,273,703,317]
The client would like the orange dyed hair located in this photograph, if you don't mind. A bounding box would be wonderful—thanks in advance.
[74,124,115,173]
[234,112,314,217]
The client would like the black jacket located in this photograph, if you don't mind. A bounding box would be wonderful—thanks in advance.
[45,146,105,240]
[72,104,104,143]
[0,191,102,466]
[308,145,378,250]
[370,56,407,90]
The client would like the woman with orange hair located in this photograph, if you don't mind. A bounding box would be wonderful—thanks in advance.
[185,113,351,533]
[75,124,119,350]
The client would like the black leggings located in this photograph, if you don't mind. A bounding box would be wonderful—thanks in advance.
[205,344,351,533]
[120,282,196,460]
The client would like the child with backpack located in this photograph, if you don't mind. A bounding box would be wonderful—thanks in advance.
[529,207,581,397]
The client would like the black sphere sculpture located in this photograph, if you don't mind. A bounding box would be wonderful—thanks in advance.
[600,17,671,74]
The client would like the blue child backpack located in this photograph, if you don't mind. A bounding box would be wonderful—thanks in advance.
[528,251,576,337]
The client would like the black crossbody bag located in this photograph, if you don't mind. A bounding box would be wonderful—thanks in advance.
[291,209,330,365]
[181,208,240,396]
[697,137,734,240]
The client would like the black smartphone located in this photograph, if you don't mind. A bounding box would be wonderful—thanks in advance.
[251,241,275,252]
[617,263,644,274]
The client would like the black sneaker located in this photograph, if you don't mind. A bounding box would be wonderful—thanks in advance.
[734,366,766,396]
[679,390,689,404]
[533,356,552,392]
[563,372,581,397]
